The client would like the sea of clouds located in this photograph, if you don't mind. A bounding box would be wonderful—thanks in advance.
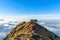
[0,17,60,40]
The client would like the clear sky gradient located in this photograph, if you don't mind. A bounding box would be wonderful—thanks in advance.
[0,0,60,16]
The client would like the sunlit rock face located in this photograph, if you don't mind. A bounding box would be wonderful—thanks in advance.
[4,20,60,40]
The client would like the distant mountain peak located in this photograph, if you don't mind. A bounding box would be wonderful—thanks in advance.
[4,19,60,40]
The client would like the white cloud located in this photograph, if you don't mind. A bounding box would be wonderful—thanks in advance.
[0,32,7,37]
[55,24,60,28]
[0,19,9,25]
[3,23,9,27]
[0,14,60,21]
[44,26,60,32]
[39,22,45,25]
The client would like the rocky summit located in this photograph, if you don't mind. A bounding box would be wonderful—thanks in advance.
[4,20,60,40]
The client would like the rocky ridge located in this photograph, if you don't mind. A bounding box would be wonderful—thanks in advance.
[4,20,60,40]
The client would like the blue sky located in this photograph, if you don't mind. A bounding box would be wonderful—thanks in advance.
[0,0,60,39]
[0,0,60,16]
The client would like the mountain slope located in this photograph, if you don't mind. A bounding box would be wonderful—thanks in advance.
[4,20,60,40]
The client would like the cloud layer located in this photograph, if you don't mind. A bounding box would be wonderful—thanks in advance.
[0,18,60,40]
